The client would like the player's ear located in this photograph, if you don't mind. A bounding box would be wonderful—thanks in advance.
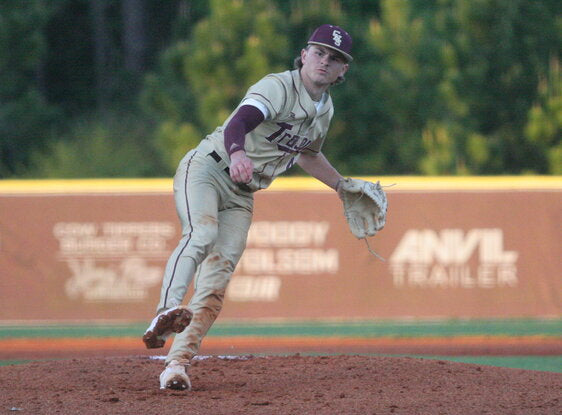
[339,63,349,77]
[301,48,308,63]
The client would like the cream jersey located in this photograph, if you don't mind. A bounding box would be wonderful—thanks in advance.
[204,69,334,191]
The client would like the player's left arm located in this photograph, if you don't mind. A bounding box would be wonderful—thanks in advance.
[297,151,344,193]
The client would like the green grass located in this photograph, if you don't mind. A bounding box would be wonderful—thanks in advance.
[1,318,560,339]
[208,319,562,338]
[2,355,560,373]
[0,360,31,367]
[1,319,559,373]
[415,355,562,373]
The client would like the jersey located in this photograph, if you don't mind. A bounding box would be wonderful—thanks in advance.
[205,69,334,191]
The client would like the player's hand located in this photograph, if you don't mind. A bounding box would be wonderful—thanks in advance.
[229,150,254,184]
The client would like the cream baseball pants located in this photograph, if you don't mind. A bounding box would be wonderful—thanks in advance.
[157,140,253,364]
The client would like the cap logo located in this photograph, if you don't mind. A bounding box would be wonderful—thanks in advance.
[332,30,342,47]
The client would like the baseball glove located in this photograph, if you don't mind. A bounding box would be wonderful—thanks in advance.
[338,178,388,239]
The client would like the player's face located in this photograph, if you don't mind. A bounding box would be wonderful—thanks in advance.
[300,45,349,88]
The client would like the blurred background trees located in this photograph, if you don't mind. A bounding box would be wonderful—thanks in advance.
[0,0,560,178]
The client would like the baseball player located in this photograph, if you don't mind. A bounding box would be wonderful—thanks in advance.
[143,24,353,391]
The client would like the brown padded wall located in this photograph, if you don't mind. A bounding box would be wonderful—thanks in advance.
[0,189,560,321]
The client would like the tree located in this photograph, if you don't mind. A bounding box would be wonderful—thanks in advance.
[3,0,560,178]
[0,1,60,177]
[361,0,561,174]
[122,0,147,74]
[27,112,162,178]
[141,0,289,171]
[422,0,561,174]
[359,0,442,174]
[89,0,116,109]
[525,57,562,174]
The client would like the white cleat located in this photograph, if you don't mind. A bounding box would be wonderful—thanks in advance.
[159,360,192,391]
[143,306,193,349]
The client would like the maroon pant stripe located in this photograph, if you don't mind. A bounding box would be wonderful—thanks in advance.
[163,151,197,308]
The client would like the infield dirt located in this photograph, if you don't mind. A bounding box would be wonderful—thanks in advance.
[1,354,560,415]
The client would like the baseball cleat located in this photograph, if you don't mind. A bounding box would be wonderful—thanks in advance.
[143,306,193,349]
[159,360,191,391]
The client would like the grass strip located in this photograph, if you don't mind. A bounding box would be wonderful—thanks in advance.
[414,355,562,373]
[1,354,559,373]
[0,319,560,339]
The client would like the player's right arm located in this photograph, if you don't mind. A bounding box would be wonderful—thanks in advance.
[229,150,254,184]
[224,105,264,184]
[224,73,287,184]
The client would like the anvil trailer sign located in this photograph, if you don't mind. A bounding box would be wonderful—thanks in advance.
[0,177,560,321]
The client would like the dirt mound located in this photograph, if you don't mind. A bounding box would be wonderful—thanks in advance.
[1,355,560,414]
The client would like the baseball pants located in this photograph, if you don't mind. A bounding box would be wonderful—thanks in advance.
[157,140,253,364]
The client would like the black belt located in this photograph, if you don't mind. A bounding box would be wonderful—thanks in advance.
[209,151,252,192]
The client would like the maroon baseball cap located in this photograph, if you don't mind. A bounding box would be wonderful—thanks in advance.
[307,24,353,62]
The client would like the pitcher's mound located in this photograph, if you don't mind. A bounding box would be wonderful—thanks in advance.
[1,354,560,414]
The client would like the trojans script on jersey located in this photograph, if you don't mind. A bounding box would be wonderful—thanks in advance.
[205,69,334,191]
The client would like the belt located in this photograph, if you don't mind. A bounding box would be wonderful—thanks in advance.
[209,151,252,192]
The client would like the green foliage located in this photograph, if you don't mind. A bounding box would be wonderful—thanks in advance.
[140,42,200,172]
[420,121,459,175]
[284,1,382,174]
[355,0,561,175]
[185,0,289,131]
[353,0,442,174]
[0,1,60,177]
[524,57,562,174]
[141,42,197,124]
[1,0,560,177]
[286,0,346,57]
[547,143,562,174]
[141,0,290,171]
[154,120,202,171]
[27,113,162,178]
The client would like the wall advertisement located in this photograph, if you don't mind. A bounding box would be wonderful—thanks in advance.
[0,182,560,321]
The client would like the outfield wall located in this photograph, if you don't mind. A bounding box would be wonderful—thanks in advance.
[0,177,560,322]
